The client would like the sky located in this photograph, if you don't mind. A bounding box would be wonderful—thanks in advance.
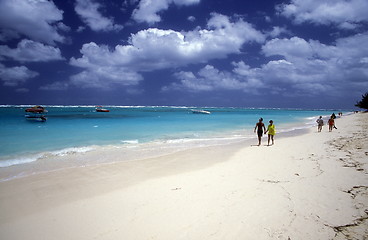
[0,0,367,109]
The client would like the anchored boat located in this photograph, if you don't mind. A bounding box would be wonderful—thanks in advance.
[191,109,211,114]
[24,106,47,122]
[95,106,110,112]
[25,115,47,122]
[25,105,47,113]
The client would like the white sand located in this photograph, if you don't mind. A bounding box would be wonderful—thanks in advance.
[0,113,367,240]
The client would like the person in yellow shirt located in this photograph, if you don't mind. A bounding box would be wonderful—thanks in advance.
[265,120,275,146]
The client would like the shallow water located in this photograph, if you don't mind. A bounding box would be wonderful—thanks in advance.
[0,105,345,169]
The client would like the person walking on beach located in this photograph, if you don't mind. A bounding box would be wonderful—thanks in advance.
[328,117,335,132]
[316,116,324,132]
[331,113,337,129]
[265,120,276,146]
[254,118,266,146]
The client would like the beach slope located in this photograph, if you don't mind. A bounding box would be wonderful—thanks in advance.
[0,113,367,239]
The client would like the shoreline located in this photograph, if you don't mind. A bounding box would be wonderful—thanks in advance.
[0,106,351,164]
[0,114,318,182]
[0,112,367,239]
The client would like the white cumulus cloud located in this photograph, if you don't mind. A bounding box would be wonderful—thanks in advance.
[69,13,265,88]
[165,32,368,96]
[0,39,64,62]
[267,26,291,38]
[163,64,260,92]
[39,81,69,91]
[0,0,65,45]
[262,37,314,60]
[132,0,200,24]
[188,16,196,22]
[262,33,368,71]
[75,0,123,32]
[69,68,143,89]
[277,0,368,29]
[0,63,39,86]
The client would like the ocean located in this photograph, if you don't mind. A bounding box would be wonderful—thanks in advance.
[0,105,347,180]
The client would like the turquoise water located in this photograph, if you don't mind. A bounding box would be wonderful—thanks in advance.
[0,105,344,168]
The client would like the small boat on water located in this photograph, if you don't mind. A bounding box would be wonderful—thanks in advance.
[191,109,211,114]
[25,105,47,113]
[25,115,47,122]
[24,106,47,122]
[95,106,110,112]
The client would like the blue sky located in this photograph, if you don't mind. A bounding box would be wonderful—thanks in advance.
[0,0,367,108]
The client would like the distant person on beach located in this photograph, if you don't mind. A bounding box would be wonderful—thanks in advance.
[328,117,335,132]
[265,120,276,146]
[316,116,324,132]
[254,118,266,146]
[331,113,337,129]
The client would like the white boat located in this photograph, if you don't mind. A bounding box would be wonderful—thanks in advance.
[191,109,211,114]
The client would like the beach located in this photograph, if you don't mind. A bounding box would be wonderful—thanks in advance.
[0,112,367,239]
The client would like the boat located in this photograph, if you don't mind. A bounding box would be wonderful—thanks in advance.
[95,106,110,112]
[191,109,211,114]
[25,114,47,122]
[25,105,47,113]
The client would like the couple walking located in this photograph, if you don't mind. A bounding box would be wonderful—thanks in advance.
[254,118,275,146]
[316,113,338,132]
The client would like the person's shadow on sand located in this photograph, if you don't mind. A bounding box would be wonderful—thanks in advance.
[250,144,273,147]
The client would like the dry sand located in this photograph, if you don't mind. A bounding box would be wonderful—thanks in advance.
[0,113,367,240]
